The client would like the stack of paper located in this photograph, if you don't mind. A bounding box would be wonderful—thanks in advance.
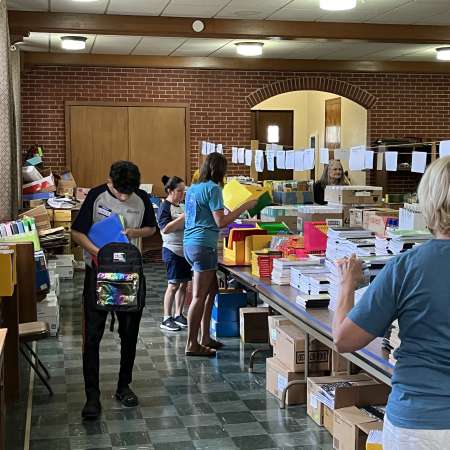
[375,236,390,256]
[271,258,317,285]
[326,227,375,262]
[386,229,432,255]
[296,293,330,309]
[383,319,401,365]
[398,203,427,230]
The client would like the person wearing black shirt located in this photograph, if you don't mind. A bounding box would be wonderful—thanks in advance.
[313,159,349,205]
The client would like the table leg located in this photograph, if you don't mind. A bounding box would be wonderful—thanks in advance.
[248,346,272,373]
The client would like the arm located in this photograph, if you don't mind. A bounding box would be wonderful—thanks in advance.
[124,226,156,239]
[212,200,257,229]
[161,214,185,234]
[124,190,158,239]
[71,229,100,257]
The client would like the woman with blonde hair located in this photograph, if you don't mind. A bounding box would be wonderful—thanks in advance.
[314,159,349,205]
[333,156,450,449]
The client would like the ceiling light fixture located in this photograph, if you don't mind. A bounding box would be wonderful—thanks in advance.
[235,42,264,57]
[436,47,450,61]
[71,0,99,2]
[320,0,357,11]
[61,36,88,51]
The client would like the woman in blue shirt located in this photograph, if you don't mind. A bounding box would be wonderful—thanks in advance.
[333,156,450,449]
[184,153,257,357]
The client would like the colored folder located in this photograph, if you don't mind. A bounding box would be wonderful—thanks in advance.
[88,214,129,249]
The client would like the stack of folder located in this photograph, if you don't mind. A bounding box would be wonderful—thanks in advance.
[87,214,129,248]
[0,217,41,250]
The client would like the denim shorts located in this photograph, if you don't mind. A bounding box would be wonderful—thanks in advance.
[184,245,218,272]
[162,247,192,284]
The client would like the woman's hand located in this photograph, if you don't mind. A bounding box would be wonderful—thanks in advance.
[337,254,364,290]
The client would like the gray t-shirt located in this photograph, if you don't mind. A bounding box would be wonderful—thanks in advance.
[157,200,184,256]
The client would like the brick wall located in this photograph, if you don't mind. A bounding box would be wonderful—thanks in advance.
[21,66,450,193]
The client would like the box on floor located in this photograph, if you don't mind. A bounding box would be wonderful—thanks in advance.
[48,254,74,279]
[306,373,390,427]
[240,307,269,343]
[37,293,60,336]
[273,323,331,372]
[324,186,383,205]
[333,406,383,450]
[268,315,290,346]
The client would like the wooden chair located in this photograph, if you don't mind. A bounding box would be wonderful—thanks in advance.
[18,322,53,396]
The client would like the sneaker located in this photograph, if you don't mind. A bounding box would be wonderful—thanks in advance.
[82,398,101,420]
[160,317,181,331]
[173,314,188,328]
[115,386,139,407]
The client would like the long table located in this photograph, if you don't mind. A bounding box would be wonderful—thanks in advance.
[219,262,394,390]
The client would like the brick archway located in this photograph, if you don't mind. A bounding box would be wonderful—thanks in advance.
[246,76,377,109]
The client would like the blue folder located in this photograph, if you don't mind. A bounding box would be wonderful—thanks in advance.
[88,214,129,249]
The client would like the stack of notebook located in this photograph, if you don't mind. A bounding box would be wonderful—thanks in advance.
[290,265,330,293]
[271,257,321,285]
[386,229,432,255]
[296,293,330,309]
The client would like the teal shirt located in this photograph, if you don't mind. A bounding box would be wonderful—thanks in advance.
[184,181,224,249]
[348,240,450,429]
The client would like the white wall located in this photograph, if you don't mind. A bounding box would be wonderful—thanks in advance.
[253,90,367,184]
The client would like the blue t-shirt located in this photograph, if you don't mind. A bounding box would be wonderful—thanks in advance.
[348,239,450,430]
[183,181,224,249]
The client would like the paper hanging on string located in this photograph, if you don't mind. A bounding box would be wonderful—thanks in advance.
[201,141,208,155]
[255,150,264,173]
[376,152,384,170]
[266,150,275,171]
[285,150,295,170]
[349,146,366,171]
[411,151,427,173]
[385,151,398,171]
[439,140,450,158]
[216,144,223,154]
[294,150,304,171]
[276,151,286,169]
[245,149,253,166]
[365,150,374,170]
[231,147,238,164]
[334,149,349,162]
[237,148,245,164]
[319,148,329,165]
[303,148,315,170]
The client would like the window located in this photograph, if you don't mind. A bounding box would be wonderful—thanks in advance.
[267,125,279,143]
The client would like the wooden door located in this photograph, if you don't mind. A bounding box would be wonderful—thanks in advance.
[325,98,341,157]
[252,110,294,181]
[69,106,129,187]
[128,107,186,197]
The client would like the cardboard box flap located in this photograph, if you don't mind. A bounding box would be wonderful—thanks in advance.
[334,406,379,427]
[308,373,371,386]
[357,420,383,435]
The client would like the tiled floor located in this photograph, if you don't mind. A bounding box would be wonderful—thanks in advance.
[18,264,333,450]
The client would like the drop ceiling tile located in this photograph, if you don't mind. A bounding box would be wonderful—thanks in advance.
[414,10,450,25]
[316,42,395,60]
[51,0,108,14]
[132,36,187,55]
[215,0,293,19]
[20,32,49,52]
[7,0,48,11]
[162,0,231,18]
[91,35,142,54]
[172,38,232,56]
[50,33,96,54]
[106,0,168,15]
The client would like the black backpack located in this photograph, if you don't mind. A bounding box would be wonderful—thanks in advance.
[95,243,146,312]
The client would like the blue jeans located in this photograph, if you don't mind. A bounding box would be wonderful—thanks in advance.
[184,245,218,272]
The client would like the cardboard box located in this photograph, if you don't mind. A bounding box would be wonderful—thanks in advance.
[239,307,269,343]
[49,271,60,296]
[0,249,16,296]
[332,350,350,375]
[333,406,383,450]
[53,209,72,222]
[49,254,74,279]
[323,405,334,435]
[268,315,291,346]
[57,171,76,195]
[325,186,383,205]
[307,374,390,427]
[358,421,383,450]
[53,221,71,232]
[297,212,343,233]
[274,324,331,372]
[19,205,51,232]
[266,357,307,406]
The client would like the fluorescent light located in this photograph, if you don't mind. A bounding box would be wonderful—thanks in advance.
[61,36,87,51]
[320,0,357,11]
[437,47,450,61]
[235,42,263,57]
[267,125,280,143]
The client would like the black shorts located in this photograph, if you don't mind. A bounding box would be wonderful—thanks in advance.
[162,247,192,284]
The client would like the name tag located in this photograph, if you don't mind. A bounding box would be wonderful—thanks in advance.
[97,205,112,217]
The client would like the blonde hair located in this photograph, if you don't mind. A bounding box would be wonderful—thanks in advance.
[319,159,349,188]
[417,156,450,235]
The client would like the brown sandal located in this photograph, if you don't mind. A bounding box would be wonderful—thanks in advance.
[185,345,216,357]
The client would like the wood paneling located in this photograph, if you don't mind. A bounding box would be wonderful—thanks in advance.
[69,106,129,187]
[10,11,450,44]
[128,107,186,197]
[325,98,341,155]
[23,52,450,74]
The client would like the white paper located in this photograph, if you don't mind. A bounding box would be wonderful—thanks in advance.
[245,149,253,166]
[303,148,315,170]
[285,150,295,170]
[237,148,245,164]
[319,148,329,165]
[216,144,223,154]
[349,146,366,171]
[294,150,304,171]
[365,150,374,170]
[276,144,283,151]
[377,152,384,171]
[277,374,288,392]
[276,150,286,169]
[266,149,275,171]
[266,143,273,151]
[209,142,217,154]
[334,149,349,162]
[201,141,207,155]
[411,151,427,173]
[231,147,238,164]
[255,150,264,173]
[385,151,398,171]
[440,140,450,158]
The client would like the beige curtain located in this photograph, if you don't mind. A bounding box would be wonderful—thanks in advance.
[0,0,18,220]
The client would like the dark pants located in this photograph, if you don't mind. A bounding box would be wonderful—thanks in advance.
[83,265,143,400]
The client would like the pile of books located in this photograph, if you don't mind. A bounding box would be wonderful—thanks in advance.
[271,256,322,285]
[39,226,70,250]
[296,293,330,309]
[386,229,432,255]
[290,265,330,294]
[326,227,375,261]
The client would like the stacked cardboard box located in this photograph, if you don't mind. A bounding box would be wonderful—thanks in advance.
[37,292,60,337]
[266,321,330,406]
[239,307,269,343]
[48,254,74,279]
[210,290,247,338]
